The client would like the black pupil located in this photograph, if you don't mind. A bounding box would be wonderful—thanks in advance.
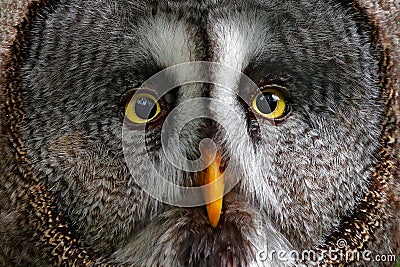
[135,97,157,119]
[256,92,279,114]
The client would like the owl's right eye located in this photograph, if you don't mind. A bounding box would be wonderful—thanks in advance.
[125,92,161,124]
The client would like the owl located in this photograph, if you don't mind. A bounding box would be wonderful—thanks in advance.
[0,0,399,266]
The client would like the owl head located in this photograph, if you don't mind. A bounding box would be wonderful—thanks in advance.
[0,0,399,266]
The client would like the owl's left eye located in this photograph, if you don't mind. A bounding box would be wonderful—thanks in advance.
[252,87,290,120]
[125,92,161,124]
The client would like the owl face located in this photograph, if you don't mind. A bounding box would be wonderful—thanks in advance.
[19,0,382,265]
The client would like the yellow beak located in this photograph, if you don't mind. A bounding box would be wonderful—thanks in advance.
[202,153,224,228]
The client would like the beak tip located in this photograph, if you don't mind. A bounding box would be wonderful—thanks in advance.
[210,220,219,228]
[209,215,220,228]
[206,198,223,228]
[201,151,224,228]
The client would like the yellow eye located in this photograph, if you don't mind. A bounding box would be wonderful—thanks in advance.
[125,92,161,124]
[252,88,288,119]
